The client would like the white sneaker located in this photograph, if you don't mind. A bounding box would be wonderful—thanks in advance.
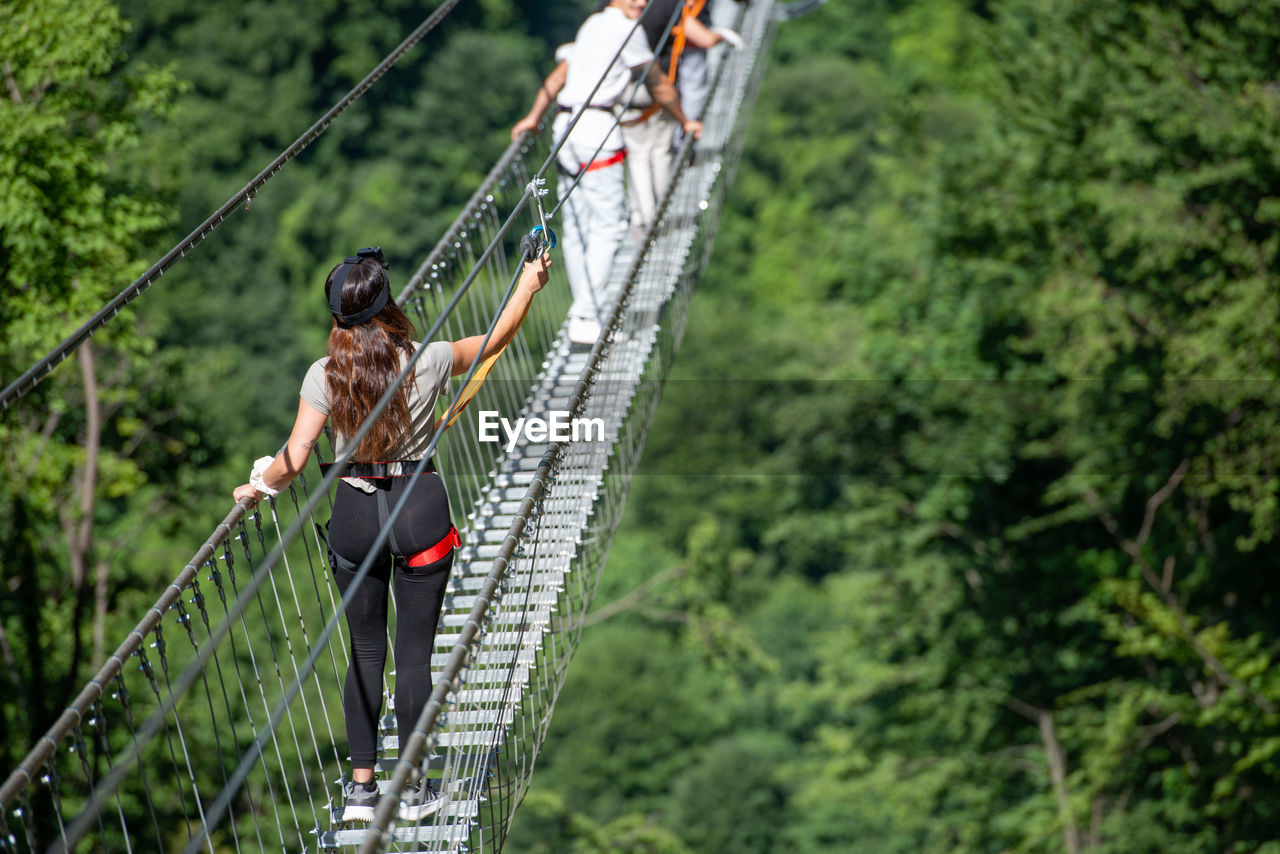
[567,317,601,345]
[398,777,443,822]
[340,779,380,822]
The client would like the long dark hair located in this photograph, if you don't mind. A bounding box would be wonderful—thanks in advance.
[323,258,419,460]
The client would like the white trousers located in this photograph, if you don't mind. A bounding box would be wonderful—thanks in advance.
[677,48,710,122]
[620,103,677,230]
[554,129,627,322]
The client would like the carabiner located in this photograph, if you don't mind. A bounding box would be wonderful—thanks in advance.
[529,225,557,250]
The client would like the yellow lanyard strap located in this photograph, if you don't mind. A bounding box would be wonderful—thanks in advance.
[439,298,532,430]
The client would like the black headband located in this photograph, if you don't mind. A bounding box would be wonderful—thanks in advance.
[329,247,390,326]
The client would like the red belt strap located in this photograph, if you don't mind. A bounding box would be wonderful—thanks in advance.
[582,149,627,173]
[407,525,461,567]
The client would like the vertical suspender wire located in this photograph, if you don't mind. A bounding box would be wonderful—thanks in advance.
[282,480,347,771]
[241,507,312,846]
[467,236,523,423]
[45,760,71,854]
[206,542,282,854]
[69,719,110,853]
[147,621,225,854]
[455,230,510,485]
[172,593,262,851]
[488,493,547,845]
[222,524,294,849]
[134,636,204,848]
[92,698,134,854]
[111,670,167,853]
[12,784,37,853]
[259,503,327,825]
[289,466,353,688]
[190,564,268,852]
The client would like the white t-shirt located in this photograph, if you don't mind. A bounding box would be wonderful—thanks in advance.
[557,6,655,153]
[300,340,453,491]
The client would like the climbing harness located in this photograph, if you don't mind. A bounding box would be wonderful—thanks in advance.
[315,457,461,570]
[558,149,628,176]
[406,525,462,567]
[317,459,436,479]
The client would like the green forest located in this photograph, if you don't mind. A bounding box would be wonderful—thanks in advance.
[3,0,1280,851]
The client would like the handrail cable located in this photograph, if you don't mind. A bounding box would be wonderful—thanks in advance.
[0,0,465,412]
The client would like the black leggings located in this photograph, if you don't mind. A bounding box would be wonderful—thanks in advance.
[328,473,453,768]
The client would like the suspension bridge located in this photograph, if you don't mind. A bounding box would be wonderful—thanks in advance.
[1,1,786,850]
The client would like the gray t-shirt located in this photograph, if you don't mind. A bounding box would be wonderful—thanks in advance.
[300,341,454,490]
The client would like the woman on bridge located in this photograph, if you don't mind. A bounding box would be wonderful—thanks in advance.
[233,247,550,822]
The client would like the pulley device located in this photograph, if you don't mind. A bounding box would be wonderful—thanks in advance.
[528,225,557,253]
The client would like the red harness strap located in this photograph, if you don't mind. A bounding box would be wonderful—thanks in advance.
[406,525,461,567]
[581,149,627,173]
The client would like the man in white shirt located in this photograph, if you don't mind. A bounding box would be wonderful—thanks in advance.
[513,0,702,345]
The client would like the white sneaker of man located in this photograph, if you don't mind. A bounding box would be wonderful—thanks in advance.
[568,316,602,345]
